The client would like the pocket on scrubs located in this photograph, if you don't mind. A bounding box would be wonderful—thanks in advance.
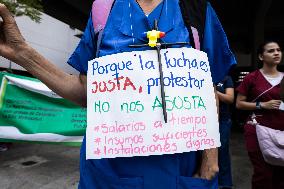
[88,160,144,189]
[79,147,143,189]
[177,174,218,189]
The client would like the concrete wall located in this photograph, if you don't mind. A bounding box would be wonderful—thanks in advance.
[0,13,81,75]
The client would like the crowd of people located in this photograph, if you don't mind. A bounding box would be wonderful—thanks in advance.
[0,0,283,189]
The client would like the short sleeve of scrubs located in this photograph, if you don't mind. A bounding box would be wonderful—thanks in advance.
[236,73,254,96]
[67,15,96,74]
[203,2,237,84]
[224,76,234,89]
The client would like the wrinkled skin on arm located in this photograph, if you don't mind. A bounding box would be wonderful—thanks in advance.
[0,4,87,107]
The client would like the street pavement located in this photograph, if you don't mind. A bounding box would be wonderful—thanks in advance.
[0,129,252,189]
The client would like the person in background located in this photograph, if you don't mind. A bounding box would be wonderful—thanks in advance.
[0,0,236,188]
[236,40,284,189]
[216,75,234,189]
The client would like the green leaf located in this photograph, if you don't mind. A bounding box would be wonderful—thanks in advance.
[0,0,43,23]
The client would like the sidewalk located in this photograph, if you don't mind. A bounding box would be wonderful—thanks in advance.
[230,129,252,189]
[0,130,252,189]
[0,144,80,189]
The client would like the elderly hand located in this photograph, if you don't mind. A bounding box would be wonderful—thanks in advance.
[0,3,28,62]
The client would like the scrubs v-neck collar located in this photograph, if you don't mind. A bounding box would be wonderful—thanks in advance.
[119,0,174,42]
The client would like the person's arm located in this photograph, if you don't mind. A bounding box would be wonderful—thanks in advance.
[217,88,234,104]
[236,93,281,110]
[199,148,218,179]
[0,4,87,107]
[196,87,219,180]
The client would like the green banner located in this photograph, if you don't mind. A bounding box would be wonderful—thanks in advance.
[0,72,86,145]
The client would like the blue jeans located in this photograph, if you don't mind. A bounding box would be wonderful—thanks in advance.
[218,118,233,188]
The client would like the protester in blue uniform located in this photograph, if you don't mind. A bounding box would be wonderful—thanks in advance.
[0,0,236,188]
[216,75,234,189]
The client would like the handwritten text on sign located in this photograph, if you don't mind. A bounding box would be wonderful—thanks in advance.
[87,47,220,159]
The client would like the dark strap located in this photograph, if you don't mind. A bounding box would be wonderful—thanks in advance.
[252,85,276,102]
[179,0,207,50]
[280,77,284,101]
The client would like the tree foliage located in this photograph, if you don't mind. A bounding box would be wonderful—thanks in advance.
[0,0,43,22]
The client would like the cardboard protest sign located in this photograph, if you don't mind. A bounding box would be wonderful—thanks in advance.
[87,47,220,159]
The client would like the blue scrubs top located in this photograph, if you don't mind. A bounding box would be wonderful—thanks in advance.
[216,76,234,120]
[68,0,236,188]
